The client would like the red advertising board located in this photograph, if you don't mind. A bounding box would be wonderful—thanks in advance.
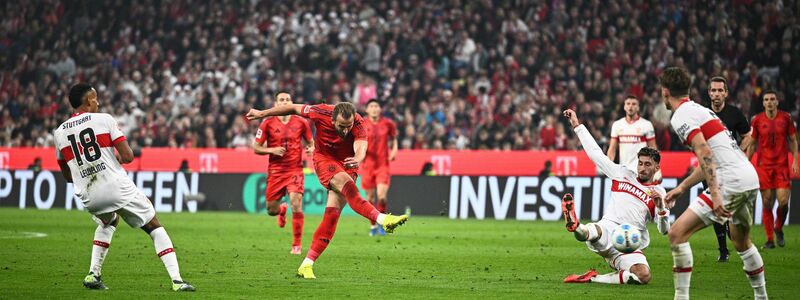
[0,147,790,178]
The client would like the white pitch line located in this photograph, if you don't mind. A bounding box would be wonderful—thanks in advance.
[0,231,48,239]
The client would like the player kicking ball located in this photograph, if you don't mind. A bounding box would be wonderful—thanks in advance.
[253,91,314,254]
[55,83,194,291]
[561,109,670,285]
[246,102,408,279]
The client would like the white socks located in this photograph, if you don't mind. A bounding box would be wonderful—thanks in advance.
[376,214,387,225]
[739,245,768,299]
[149,227,182,282]
[89,224,116,275]
[671,242,693,300]
[574,223,600,242]
[302,258,315,266]
[591,270,641,284]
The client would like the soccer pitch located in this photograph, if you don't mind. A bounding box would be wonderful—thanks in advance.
[0,208,796,299]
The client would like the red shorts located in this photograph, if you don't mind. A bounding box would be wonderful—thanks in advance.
[756,166,791,190]
[266,171,305,202]
[360,165,391,190]
[314,157,358,189]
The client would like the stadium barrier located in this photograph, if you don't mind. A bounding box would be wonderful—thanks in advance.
[1,169,796,224]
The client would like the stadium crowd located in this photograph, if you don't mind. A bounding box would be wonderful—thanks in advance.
[1,0,799,152]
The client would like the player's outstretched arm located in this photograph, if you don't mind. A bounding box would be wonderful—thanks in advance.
[652,193,671,235]
[246,104,304,120]
[344,140,368,168]
[563,109,623,178]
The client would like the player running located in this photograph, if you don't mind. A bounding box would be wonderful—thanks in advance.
[741,90,798,249]
[360,99,398,236]
[55,83,194,291]
[246,102,408,279]
[607,95,657,172]
[561,109,669,285]
[253,91,314,254]
[660,67,767,300]
[705,76,752,262]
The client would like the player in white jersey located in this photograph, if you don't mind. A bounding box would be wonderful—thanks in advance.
[659,68,766,300]
[54,83,194,292]
[607,95,657,172]
[561,109,670,285]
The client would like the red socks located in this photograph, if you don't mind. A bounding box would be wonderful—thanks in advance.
[377,201,387,213]
[341,181,380,222]
[776,204,788,231]
[307,207,340,261]
[292,212,304,247]
[763,208,775,241]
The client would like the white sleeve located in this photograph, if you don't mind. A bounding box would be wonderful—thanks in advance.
[644,121,656,140]
[670,109,700,145]
[575,124,627,179]
[106,114,126,143]
[609,121,619,139]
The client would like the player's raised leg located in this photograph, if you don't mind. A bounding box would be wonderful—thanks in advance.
[330,172,407,233]
[83,213,120,289]
[667,208,707,300]
[729,215,768,300]
[760,188,776,249]
[289,191,304,254]
[774,188,790,247]
[141,217,195,291]
[298,191,345,279]
[590,263,651,285]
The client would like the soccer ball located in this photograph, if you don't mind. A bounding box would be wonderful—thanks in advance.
[611,224,642,253]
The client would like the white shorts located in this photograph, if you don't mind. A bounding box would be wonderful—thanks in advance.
[688,188,757,227]
[585,219,650,271]
[92,192,155,228]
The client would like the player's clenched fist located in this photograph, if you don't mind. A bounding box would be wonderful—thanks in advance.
[562,109,581,128]
[246,108,266,120]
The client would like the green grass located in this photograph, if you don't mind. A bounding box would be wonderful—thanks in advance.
[0,208,796,299]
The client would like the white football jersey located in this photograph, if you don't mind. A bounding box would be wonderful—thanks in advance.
[669,99,759,194]
[610,117,655,172]
[54,112,140,214]
[576,125,665,249]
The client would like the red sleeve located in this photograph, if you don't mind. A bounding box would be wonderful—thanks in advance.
[255,119,269,144]
[302,118,313,141]
[353,116,368,141]
[388,119,397,138]
[750,116,759,139]
[299,105,312,118]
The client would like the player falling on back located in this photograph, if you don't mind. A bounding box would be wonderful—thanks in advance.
[55,83,194,291]
[246,102,408,279]
[607,95,657,172]
[660,67,767,300]
[561,109,670,285]
[741,90,798,249]
[360,99,398,236]
[253,91,314,254]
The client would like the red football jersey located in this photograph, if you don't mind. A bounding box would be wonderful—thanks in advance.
[363,117,397,168]
[300,104,367,161]
[255,116,312,172]
[751,111,797,168]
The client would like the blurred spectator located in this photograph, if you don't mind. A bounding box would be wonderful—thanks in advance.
[1,0,798,153]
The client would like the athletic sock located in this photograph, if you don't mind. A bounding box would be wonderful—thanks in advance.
[776,204,788,231]
[573,223,599,242]
[591,270,641,284]
[149,227,182,282]
[672,242,693,300]
[292,212,304,247]
[739,245,768,299]
[306,207,341,262]
[279,203,287,217]
[713,222,728,251]
[763,208,775,241]
[89,223,116,276]
[377,201,387,214]
[340,181,380,222]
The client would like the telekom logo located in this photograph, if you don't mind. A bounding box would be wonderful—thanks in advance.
[431,155,452,175]
[555,156,578,176]
[199,153,219,173]
[0,152,8,169]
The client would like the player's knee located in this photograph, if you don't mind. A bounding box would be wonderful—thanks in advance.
[630,265,651,284]
[667,229,684,245]
[267,206,280,216]
[110,213,121,227]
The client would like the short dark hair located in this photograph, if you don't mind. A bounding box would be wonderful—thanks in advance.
[637,147,661,164]
[68,83,93,109]
[366,99,381,107]
[761,89,778,101]
[658,67,691,98]
[274,90,293,100]
[709,76,728,91]
[333,102,356,121]
[624,95,639,102]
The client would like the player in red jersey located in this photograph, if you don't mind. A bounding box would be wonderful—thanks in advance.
[361,99,398,236]
[742,90,798,249]
[246,102,408,279]
[253,91,314,255]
